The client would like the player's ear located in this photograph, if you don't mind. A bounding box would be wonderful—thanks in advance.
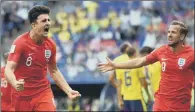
[180,34,185,41]
[31,23,36,29]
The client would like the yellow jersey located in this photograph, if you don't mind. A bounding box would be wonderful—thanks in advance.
[114,54,129,95]
[122,68,146,100]
[145,62,161,94]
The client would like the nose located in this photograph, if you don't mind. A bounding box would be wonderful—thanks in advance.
[168,32,172,37]
[46,21,51,26]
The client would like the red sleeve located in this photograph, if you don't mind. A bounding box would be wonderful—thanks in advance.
[146,48,159,64]
[48,40,56,65]
[8,39,23,63]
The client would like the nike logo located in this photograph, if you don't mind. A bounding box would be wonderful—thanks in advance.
[29,53,35,55]
[162,58,168,61]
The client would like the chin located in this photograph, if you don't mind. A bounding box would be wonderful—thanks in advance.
[168,43,172,46]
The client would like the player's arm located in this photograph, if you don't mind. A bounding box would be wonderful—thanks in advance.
[116,69,124,109]
[48,62,81,100]
[5,62,25,92]
[5,43,25,91]
[48,42,81,100]
[139,77,152,102]
[48,64,72,93]
[98,48,158,72]
[138,68,152,103]
[98,57,148,72]
[4,61,17,86]
[108,71,117,88]
[116,79,124,109]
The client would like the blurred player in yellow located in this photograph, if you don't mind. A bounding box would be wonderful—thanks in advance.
[108,42,132,110]
[121,47,152,111]
[140,47,161,96]
[139,46,161,110]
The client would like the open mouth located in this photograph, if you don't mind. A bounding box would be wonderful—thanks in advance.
[44,27,49,32]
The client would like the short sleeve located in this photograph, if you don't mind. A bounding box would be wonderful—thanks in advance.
[48,40,56,65]
[146,48,159,64]
[8,39,23,63]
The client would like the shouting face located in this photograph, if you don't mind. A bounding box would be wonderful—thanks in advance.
[32,14,51,38]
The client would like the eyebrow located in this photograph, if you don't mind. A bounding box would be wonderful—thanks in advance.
[41,18,50,21]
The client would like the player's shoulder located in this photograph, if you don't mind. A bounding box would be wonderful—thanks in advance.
[183,45,194,58]
[157,44,168,51]
[13,32,29,46]
[44,37,56,47]
[184,45,194,52]
[151,45,168,54]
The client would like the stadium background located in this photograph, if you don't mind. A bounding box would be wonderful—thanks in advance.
[0,1,194,111]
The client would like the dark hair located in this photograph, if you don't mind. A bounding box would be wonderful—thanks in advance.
[28,5,50,23]
[126,47,136,57]
[140,46,154,55]
[120,41,132,53]
[171,20,188,39]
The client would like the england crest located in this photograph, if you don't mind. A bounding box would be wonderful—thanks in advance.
[45,50,51,59]
[178,58,186,67]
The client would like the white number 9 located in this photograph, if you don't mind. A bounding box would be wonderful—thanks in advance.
[26,56,32,66]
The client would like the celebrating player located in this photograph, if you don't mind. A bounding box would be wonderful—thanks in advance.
[98,20,194,111]
[1,52,15,111]
[5,5,81,111]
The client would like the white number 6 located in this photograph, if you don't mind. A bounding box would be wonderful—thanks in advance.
[26,56,32,66]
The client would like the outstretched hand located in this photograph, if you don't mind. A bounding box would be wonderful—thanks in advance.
[98,57,115,72]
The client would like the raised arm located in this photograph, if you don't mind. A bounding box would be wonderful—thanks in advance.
[114,56,147,69]
[98,56,148,72]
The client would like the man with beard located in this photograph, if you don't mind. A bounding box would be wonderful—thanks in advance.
[98,20,194,111]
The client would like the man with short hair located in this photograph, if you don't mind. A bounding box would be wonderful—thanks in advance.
[5,5,81,111]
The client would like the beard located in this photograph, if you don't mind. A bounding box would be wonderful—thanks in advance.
[168,40,180,47]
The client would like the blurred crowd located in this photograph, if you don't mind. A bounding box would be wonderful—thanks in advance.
[0,1,56,44]
[1,1,194,83]
[49,1,194,82]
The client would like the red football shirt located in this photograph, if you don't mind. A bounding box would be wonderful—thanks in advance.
[146,45,194,108]
[8,32,56,97]
[1,67,14,111]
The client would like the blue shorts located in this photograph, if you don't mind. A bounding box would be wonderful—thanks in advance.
[123,100,145,111]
